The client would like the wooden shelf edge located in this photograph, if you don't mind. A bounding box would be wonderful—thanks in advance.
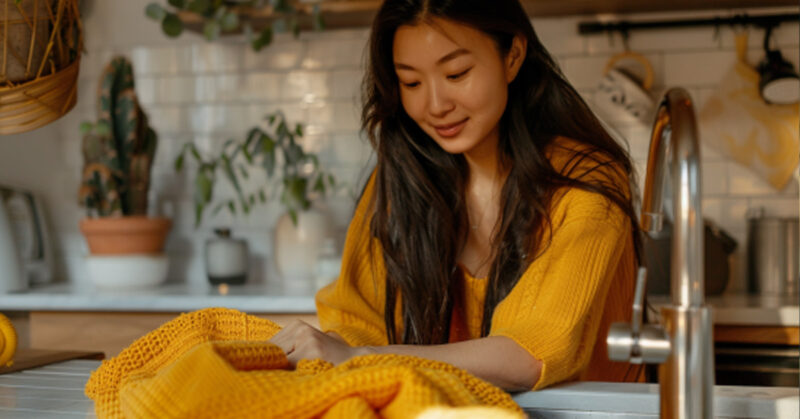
[174,0,798,34]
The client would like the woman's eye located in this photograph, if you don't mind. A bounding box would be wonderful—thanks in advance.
[447,68,472,80]
[401,81,420,88]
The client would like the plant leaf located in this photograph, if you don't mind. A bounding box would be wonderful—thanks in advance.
[228,200,236,214]
[174,152,185,171]
[79,121,93,135]
[288,209,298,227]
[187,0,211,14]
[252,26,273,52]
[212,202,226,216]
[220,11,239,31]
[162,13,184,37]
[194,202,204,228]
[313,174,325,194]
[258,189,267,203]
[221,153,242,193]
[238,164,249,179]
[312,4,325,31]
[195,168,213,205]
[145,3,167,21]
[294,124,303,137]
[203,20,221,41]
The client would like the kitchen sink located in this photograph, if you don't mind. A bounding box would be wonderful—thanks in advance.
[512,382,799,419]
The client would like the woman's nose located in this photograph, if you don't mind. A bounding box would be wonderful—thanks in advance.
[426,83,455,117]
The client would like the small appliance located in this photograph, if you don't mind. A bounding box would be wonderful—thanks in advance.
[0,185,54,292]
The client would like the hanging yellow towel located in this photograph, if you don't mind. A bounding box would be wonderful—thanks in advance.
[699,32,800,190]
[85,308,524,419]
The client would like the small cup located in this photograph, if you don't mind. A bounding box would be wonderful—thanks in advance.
[205,228,248,285]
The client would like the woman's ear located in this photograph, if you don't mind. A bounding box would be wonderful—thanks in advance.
[505,35,527,83]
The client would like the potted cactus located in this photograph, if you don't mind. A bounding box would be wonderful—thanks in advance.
[78,56,171,257]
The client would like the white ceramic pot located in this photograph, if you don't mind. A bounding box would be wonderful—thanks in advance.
[86,253,169,290]
[273,208,331,292]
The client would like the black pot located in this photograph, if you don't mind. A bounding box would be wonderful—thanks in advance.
[644,218,738,296]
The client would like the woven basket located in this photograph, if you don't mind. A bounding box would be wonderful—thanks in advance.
[0,0,83,135]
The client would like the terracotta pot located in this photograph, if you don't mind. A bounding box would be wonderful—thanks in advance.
[79,216,171,255]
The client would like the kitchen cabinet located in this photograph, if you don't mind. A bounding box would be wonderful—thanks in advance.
[177,0,798,32]
[28,311,318,358]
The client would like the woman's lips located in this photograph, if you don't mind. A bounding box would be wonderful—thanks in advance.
[433,118,468,138]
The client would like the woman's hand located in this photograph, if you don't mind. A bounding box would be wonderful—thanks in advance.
[269,319,372,368]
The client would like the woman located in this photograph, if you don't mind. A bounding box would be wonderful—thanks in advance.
[270,0,641,392]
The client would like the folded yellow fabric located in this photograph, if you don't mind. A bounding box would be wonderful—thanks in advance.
[85,308,523,419]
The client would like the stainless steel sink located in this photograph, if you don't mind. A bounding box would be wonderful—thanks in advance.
[512,382,799,419]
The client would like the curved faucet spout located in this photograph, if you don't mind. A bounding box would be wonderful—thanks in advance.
[641,89,704,308]
[607,88,714,419]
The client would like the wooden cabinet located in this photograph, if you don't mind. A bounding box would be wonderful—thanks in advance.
[29,311,318,358]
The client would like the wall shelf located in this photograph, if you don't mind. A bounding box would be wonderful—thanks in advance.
[176,0,798,33]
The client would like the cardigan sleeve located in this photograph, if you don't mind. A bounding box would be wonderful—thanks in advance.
[314,175,389,347]
[489,187,632,390]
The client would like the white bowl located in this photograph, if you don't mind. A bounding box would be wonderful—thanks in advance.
[86,254,169,290]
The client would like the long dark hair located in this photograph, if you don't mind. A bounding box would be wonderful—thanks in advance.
[362,0,642,345]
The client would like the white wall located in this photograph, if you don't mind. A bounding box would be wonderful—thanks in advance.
[1,1,797,293]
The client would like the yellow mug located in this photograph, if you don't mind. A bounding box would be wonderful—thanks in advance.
[0,313,17,367]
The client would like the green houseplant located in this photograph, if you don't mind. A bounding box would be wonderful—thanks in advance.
[78,56,171,257]
[175,111,337,286]
[145,0,325,52]
[174,110,336,227]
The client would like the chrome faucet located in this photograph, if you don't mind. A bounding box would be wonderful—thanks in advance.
[607,88,715,418]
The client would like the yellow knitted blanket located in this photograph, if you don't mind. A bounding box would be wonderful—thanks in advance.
[85,308,524,418]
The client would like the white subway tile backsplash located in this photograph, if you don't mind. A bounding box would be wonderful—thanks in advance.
[155,77,196,104]
[243,40,305,71]
[303,39,367,70]
[242,73,283,101]
[188,104,251,135]
[728,163,798,196]
[531,17,587,56]
[147,106,186,134]
[719,22,800,50]
[561,55,612,89]
[281,71,332,101]
[750,197,800,218]
[190,44,244,73]
[306,101,362,134]
[130,46,193,76]
[664,50,737,87]
[331,70,363,101]
[702,161,729,196]
[327,133,373,167]
[246,103,307,130]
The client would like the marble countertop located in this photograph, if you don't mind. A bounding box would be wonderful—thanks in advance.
[1,283,798,326]
[649,294,799,327]
[0,282,318,313]
[1,359,797,419]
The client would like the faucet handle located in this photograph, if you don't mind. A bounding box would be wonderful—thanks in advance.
[631,266,647,336]
[607,266,671,364]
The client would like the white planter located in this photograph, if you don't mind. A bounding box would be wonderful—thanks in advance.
[273,208,331,292]
[86,253,169,290]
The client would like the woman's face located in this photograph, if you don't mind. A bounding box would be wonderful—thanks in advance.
[393,18,525,156]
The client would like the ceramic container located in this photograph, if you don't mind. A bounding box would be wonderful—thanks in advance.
[205,228,248,285]
[86,253,169,289]
[274,208,331,293]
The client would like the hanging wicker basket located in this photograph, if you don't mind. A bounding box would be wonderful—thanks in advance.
[0,0,83,135]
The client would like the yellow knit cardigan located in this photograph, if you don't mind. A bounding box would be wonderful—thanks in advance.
[316,138,637,390]
[85,308,524,418]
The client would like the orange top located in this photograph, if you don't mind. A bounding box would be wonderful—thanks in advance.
[315,139,636,390]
